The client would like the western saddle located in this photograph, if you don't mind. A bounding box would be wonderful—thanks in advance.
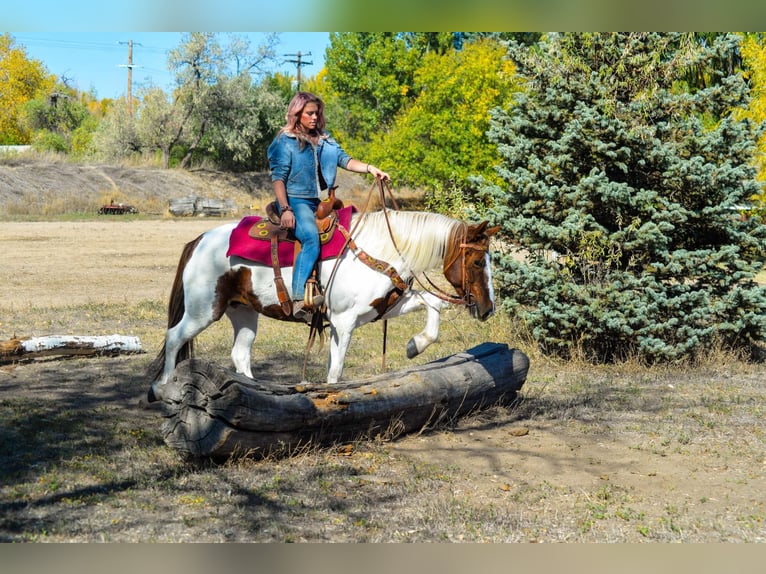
[258,188,344,316]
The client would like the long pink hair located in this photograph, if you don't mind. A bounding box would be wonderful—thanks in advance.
[280,92,327,148]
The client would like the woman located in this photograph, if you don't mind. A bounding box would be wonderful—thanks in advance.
[268,91,390,320]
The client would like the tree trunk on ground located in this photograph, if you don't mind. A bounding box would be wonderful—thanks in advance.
[0,335,142,362]
[158,342,530,459]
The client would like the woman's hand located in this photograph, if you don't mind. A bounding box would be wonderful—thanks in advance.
[367,164,390,181]
[279,208,296,230]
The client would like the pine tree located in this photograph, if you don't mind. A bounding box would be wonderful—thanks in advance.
[477,33,766,362]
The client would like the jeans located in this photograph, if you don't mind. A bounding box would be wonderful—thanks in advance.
[285,197,320,300]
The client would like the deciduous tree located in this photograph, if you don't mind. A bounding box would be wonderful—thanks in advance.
[0,34,55,144]
[324,33,454,150]
[739,33,766,215]
[364,39,517,212]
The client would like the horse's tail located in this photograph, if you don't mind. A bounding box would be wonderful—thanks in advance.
[147,234,204,383]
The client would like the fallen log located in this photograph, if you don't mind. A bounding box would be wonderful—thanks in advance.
[158,342,529,459]
[169,195,237,217]
[0,334,143,363]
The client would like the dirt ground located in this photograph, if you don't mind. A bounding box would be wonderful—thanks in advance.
[1,218,765,542]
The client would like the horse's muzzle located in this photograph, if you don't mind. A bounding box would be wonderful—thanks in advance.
[469,302,494,322]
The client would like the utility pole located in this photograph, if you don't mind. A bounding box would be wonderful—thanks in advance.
[284,51,312,91]
[118,40,141,115]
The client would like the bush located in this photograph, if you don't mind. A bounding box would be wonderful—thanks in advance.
[32,130,68,153]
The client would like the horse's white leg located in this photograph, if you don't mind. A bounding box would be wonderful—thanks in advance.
[153,305,216,395]
[152,268,225,397]
[327,317,357,385]
[226,304,259,379]
[382,291,449,359]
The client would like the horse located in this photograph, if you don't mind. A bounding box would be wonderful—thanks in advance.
[147,209,500,402]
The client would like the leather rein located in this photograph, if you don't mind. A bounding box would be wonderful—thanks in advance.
[363,179,480,311]
[314,179,480,376]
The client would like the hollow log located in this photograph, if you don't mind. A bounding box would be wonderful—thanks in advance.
[0,334,143,363]
[159,342,529,459]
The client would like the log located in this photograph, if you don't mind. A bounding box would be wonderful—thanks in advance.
[196,197,236,217]
[169,195,236,217]
[158,342,529,459]
[168,196,196,216]
[0,334,143,362]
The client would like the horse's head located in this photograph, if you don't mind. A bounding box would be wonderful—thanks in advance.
[443,221,500,321]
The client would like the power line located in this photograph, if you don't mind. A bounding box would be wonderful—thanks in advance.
[118,40,142,115]
[284,51,312,90]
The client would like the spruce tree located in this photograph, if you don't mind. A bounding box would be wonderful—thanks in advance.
[477,33,766,362]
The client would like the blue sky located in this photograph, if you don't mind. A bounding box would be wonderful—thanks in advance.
[11,32,330,100]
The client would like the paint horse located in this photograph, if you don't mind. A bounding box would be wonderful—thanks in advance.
[147,209,499,402]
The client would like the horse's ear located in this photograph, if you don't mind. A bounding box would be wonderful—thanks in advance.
[473,221,500,237]
[470,221,488,237]
[485,224,501,237]
[468,221,500,240]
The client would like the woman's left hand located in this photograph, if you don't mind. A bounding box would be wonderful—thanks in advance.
[367,164,390,181]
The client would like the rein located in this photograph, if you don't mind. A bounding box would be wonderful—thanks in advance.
[341,179,481,316]
[304,178,405,378]
[415,224,473,309]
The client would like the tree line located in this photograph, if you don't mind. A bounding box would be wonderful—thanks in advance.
[3,32,766,362]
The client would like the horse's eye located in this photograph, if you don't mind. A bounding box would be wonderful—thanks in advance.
[473,258,485,269]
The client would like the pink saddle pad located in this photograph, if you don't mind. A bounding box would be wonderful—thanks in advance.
[226,205,355,266]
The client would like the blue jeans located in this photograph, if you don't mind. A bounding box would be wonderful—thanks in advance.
[285,197,320,300]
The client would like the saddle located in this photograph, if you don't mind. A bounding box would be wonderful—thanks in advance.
[252,188,345,315]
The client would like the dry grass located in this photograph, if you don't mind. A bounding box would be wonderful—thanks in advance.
[2,284,765,542]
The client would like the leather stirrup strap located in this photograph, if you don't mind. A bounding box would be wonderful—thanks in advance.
[271,235,292,315]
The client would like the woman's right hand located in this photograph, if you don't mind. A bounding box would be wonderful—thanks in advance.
[280,209,295,230]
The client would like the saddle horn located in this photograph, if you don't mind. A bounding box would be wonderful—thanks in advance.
[316,187,343,220]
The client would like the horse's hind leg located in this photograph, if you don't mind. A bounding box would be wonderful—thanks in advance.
[382,291,449,359]
[225,303,259,379]
[149,308,217,400]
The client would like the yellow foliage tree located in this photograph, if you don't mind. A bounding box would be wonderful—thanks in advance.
[739,34,766,211]
[0,34,55,144]
[363,39,517,213]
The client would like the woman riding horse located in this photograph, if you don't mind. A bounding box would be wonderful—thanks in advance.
[267,91,390,321]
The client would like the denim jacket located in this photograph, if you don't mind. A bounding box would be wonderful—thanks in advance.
[267,131,351,199]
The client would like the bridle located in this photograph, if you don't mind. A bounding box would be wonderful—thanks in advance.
[347,179,489,311]
[417,223,488,311]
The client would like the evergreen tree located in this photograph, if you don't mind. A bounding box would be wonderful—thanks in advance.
[477,32,766,362]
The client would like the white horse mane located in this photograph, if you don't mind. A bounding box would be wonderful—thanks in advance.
[351,210,464,274]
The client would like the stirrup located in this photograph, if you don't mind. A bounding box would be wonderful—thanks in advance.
[304,277,324,310]
[307,294,324,309]
[293,300,310,322]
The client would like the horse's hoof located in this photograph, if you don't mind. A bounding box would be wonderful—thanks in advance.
[406,339,420,359]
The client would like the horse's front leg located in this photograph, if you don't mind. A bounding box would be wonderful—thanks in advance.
[225,304,259,379]
[327,319,355,385]
[383,291,449,359]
